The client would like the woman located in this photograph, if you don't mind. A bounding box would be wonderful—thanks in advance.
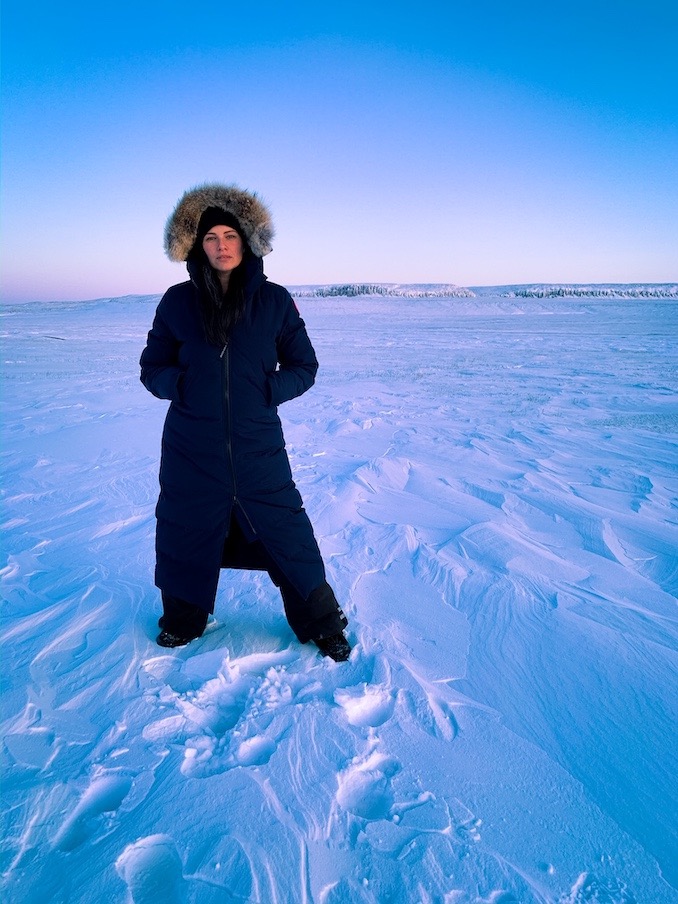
[140,184,350,661]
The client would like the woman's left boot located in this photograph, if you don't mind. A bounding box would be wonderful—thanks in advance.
[315,631,351,662]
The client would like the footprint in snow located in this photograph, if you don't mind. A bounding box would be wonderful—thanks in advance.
[335,751,400,820]
[234,734,277,767]
[116,835,186,904]
[53,772,133,851]
[335,749,439,840]
[559,871,637,904]
[334,683,396,728]
[143,649,318,778]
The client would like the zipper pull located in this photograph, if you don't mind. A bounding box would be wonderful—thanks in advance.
[220,342,228,358]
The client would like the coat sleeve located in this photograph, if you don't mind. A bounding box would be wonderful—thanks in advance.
[268,293,319,407]
[139,299,184,402]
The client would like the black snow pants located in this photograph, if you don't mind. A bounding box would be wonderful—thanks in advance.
[161,514,347,643]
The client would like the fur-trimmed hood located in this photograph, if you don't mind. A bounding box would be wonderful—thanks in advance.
[164,183,274,261]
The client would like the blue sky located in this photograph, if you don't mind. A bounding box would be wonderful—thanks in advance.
[2,0,677,301]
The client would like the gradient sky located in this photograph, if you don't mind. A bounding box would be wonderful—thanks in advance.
[2,0,677,301]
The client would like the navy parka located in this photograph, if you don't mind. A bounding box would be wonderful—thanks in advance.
[140,258,329,620]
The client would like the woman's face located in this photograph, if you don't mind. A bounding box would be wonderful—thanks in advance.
[202,225,244,275]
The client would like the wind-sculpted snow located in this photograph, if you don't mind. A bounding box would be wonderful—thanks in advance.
[1,295,677,903]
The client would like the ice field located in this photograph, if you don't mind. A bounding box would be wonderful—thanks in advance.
[1,290,677,903]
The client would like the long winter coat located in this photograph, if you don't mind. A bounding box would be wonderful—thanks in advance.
[140,257,327,613]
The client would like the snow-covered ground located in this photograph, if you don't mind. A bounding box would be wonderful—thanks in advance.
[1,291,677,904]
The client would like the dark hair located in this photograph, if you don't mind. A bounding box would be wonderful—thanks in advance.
[188,248,251,346]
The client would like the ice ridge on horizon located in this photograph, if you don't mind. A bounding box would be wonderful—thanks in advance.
[289,283,477,298]
[5,283,677,308]
[289,282,678,299]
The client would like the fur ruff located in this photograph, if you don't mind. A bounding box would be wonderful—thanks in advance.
[164,183,274,261]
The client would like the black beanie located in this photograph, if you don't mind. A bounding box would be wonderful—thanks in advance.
[193,207,249,252]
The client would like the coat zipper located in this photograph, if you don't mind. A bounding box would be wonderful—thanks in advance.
[221,340,258,536]
[222,341,235,494]
[221,339,318,605]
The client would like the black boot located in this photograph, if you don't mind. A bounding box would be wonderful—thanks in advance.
[157,629,196,648]
[279,580,348,644]
[315,631,352,662]
[157,593,209,647]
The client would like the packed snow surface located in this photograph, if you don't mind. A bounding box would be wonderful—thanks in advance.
[1,292,677,903]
